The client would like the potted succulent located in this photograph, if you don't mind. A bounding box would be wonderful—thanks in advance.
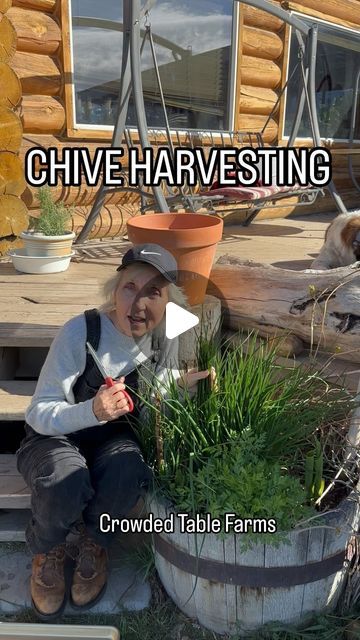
[133,334,359,636]
[10,187,76,273]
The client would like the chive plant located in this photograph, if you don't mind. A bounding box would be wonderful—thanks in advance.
[133,331,355,533]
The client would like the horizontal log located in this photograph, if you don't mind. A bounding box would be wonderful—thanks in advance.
[0,1,12,14]
[11,51,62,95]
[243,26,283,61]
[297,0,360,27]
[0,61,21,107]
[19,95,65,134]
[332,154,360,168]
[0,235,23,257]
[23,180,140,209]
[209,258,360,363]
[240,85,278,116]
[0,151,26,195]
[0,106,22,151]
[19,133,229,167]
[0,15,16,63]
[242,4,283,32]
[287,2,360,29]
[12,0,56,11]
[280,188,360,218]
[241,55,281,89]
[20,134,108,161]
[0,194,28,236]
[7,7,60,55]
[238,114,278,143]
[226,191,360,224]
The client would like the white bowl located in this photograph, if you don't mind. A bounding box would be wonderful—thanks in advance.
[9,249,75,274]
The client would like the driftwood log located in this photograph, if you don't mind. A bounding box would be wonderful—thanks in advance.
[209,256,360,364]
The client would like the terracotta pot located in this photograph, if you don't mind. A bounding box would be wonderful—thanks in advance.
[127,213,223,305]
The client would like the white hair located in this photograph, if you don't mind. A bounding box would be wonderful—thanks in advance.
[99,262,188,313]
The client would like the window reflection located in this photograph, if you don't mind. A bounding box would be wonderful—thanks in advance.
[284,17,360,141]
[71,0,234,131]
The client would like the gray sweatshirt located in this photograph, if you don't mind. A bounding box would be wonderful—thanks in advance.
[25,311,180,437]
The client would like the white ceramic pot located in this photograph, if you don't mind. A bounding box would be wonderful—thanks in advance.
[20,231,76,257]
[9,249,75,274]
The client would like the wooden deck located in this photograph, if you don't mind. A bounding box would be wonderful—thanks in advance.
[1,211,360,541]
[0,213,336,346]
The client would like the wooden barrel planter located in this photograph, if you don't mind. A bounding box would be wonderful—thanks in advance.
[149,493,359,635]
[148,408,360,636]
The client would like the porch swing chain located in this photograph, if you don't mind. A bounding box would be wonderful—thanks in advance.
[299,47,317,143]
[145,11,197,210]
[260,53,304,140]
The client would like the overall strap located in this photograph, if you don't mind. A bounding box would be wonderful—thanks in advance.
[150,326,165,366]
[84,308,101,368]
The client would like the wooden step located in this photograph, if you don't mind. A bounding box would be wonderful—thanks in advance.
[0,509,29,541]
[0,380,36,421]
[0,454,30,509]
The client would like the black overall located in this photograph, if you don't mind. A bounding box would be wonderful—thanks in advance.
[16,309,156,554]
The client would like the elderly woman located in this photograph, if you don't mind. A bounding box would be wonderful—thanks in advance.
[17,243,210,620]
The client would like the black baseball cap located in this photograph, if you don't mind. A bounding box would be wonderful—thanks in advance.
[117,243,177,284]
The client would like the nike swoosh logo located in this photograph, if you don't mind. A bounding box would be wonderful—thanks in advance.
[140,250,162,256]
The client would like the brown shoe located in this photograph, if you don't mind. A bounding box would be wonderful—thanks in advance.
[31,544,67,620]
[70,535,108,609]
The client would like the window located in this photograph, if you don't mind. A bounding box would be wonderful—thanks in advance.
[70,0,236,132]
[284,16,360,141]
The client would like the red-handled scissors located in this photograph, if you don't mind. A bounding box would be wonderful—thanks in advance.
[86,341,134,413]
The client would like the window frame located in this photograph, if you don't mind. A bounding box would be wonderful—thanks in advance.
[62,0,241,140]
[281,11,360,144]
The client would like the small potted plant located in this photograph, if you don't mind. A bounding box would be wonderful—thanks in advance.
[10,187,76,273]
[21,186,76,257]
[133,334,359,636]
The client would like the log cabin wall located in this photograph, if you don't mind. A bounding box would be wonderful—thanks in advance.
[237,0,360,220]
[0,0,359,252]
[0,0,28,256]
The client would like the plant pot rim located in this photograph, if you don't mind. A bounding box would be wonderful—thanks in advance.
[150,489,358,533]
[20,231,76,241]
[127,213,223,232]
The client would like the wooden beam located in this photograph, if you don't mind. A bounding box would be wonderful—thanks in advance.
[12,0,57,12]
[0,151,26,195]
[0,194,28,235]
[241,55,282,89]
[0,60,21,107]
[7,7,61,55]
[0,14,16,63]
[0,0,12,14]
[239,85,279,116]
[0,380,36,420]
[0,106,22,151]
[242,3,283,32]
[19,95,65,134]
[11,50,62,96]
[243,25,283,61]
[209,257,360,364]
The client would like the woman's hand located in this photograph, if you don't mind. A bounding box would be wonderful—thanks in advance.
[177,367,217,391]
[92,376,131,422]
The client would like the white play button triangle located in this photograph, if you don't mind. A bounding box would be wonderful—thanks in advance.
[166,302,199,339]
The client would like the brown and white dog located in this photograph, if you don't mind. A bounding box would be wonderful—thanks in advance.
[310,211,360,270]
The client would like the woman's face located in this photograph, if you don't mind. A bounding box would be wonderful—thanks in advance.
[111,263,169,337]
